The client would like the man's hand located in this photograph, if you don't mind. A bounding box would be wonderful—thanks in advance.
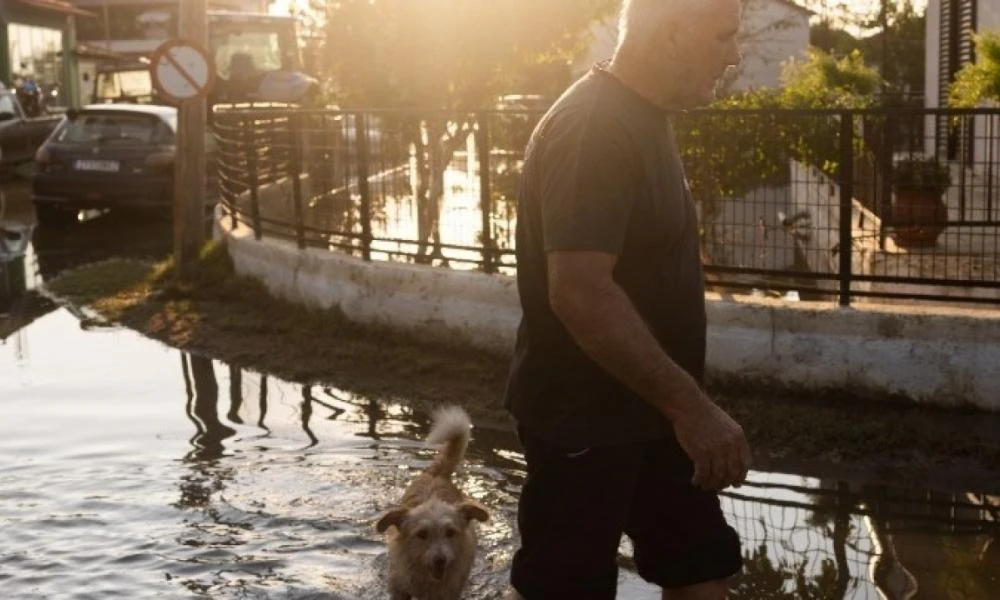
[672,397,751,491]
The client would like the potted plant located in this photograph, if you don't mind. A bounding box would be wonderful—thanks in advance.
[890,156,952,248]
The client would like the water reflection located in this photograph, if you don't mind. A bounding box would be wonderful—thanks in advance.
[182,353,237,461]
[2,288,997,598]
[183,361,999,599]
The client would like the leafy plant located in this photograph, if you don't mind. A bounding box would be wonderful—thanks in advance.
[949,32,1000,108]
[675,49,880,218]
[892,156,952,196]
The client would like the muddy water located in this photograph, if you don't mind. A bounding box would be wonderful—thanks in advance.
[2,180,999,598]
[3,303,999,599]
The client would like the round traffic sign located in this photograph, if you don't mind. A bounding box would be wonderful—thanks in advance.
[150,38,216,104]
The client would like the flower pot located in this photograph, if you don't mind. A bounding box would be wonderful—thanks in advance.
[891,190,948,248]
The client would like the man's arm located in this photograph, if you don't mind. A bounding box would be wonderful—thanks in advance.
[548,250,751,490]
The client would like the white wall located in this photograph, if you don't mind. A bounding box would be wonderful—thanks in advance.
[979,0,1000,32]
[216,199,1000,411]
[573,0,810,91]
[730,0,811,91]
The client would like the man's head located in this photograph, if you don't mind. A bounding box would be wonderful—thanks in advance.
[613,0,742,109]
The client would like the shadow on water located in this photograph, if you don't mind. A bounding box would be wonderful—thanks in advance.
[160,355,1000,599]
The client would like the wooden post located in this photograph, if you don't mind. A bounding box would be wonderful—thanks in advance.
[174,0,209,281]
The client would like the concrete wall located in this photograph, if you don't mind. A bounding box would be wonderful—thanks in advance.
[216,204,1000,411]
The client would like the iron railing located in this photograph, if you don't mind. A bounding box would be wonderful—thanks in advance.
[213,105,1000,307]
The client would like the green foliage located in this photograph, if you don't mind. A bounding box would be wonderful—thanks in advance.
[949,32,1000,107]
[729,544,845,600]
[675,48,880,219]
[811,2,925,99]
[779,49,881,108]
[892,156,952,195]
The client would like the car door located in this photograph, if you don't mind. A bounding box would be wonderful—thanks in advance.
[24,111,63,153]
[0,93,31,165]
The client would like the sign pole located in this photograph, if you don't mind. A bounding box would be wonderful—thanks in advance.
[174,0,209,281]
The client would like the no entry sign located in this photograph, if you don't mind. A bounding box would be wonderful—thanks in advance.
[150,38,216,104]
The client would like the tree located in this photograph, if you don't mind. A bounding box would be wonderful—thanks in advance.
[810,1,925,102]
[315,0,616,261]
[949,32,1000,107]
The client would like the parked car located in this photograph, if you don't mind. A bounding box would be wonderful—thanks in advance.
[0,83,63,174]
[32,104,217,225]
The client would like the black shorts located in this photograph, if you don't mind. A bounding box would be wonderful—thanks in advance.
[510,426,742,599]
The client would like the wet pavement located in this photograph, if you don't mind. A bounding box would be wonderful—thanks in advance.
[1,180,999,599]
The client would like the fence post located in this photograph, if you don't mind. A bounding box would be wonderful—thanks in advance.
[838,112,854,307]
[290,113,306,249]
[355,112,372,261]
[476,112,496,274]
[247,115,262,241]
[228,113,237,231]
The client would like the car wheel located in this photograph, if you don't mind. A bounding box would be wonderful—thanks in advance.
[34,202,78,226]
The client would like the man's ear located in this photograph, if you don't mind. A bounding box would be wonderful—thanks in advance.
[376,507,408,533]
[458,501,489,523]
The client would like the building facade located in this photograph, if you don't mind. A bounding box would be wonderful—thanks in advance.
[574,0,812,92]
[0,0,93,107]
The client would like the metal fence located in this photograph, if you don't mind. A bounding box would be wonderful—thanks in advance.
[213,105,1000,307]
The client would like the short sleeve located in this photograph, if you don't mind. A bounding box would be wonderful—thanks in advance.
[538,109,638,254]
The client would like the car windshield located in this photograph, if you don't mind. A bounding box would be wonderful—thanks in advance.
[212,27,284,79]
[95,69,154,102]
[57,113,168,144]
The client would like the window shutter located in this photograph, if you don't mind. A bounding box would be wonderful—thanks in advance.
[939,0,978,161]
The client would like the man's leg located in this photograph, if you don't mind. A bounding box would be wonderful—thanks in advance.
[624,436,742,596]
[508,427,643,600]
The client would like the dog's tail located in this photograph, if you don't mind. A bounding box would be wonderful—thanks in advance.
[424,405,472,477]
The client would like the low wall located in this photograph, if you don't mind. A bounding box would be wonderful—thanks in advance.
[216,206,1000,411]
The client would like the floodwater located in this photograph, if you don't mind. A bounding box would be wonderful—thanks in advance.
[2,183,1000,599]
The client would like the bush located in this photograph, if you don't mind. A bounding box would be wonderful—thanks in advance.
[675,49,881,218]
[949,32,1000,107]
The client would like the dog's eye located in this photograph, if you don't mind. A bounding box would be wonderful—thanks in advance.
[445,528,457,538]
[416,529,429,540]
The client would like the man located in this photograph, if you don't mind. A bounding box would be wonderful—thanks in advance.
[503,0,750,598]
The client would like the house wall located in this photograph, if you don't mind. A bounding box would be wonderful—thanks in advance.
[925,0,941,155]
[572,0,810,91]
[729,0,811,91]
[0,3,75,101]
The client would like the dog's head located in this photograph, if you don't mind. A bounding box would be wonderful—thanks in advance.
[376,498,489,580]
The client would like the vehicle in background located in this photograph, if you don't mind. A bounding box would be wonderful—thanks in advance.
[32,104,217,225]
[90,12,317,107]
[0,83,63,175]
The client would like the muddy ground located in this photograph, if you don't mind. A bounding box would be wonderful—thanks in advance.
[44,242,1000,493]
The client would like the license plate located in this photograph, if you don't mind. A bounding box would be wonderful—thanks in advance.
[74,159,120,173]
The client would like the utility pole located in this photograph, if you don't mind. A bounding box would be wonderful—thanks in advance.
[174,0,209,281]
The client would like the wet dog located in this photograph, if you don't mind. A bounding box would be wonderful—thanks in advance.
[376,406,489,600]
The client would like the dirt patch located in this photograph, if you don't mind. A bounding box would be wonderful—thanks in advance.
[45,242,1000,492]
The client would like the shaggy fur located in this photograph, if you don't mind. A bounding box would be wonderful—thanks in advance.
[376,406,490,600]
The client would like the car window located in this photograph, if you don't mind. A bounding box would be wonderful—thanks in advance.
[0,93,18,116]
[57,113,161,144]
[152,119,176,143]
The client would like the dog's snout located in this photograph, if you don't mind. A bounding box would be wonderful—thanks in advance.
[433,556,447,569]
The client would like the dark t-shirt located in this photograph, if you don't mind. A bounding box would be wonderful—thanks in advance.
[504,66,707,448]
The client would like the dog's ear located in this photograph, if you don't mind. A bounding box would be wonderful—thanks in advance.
[375,507,408,533]
[458,501,489,523]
